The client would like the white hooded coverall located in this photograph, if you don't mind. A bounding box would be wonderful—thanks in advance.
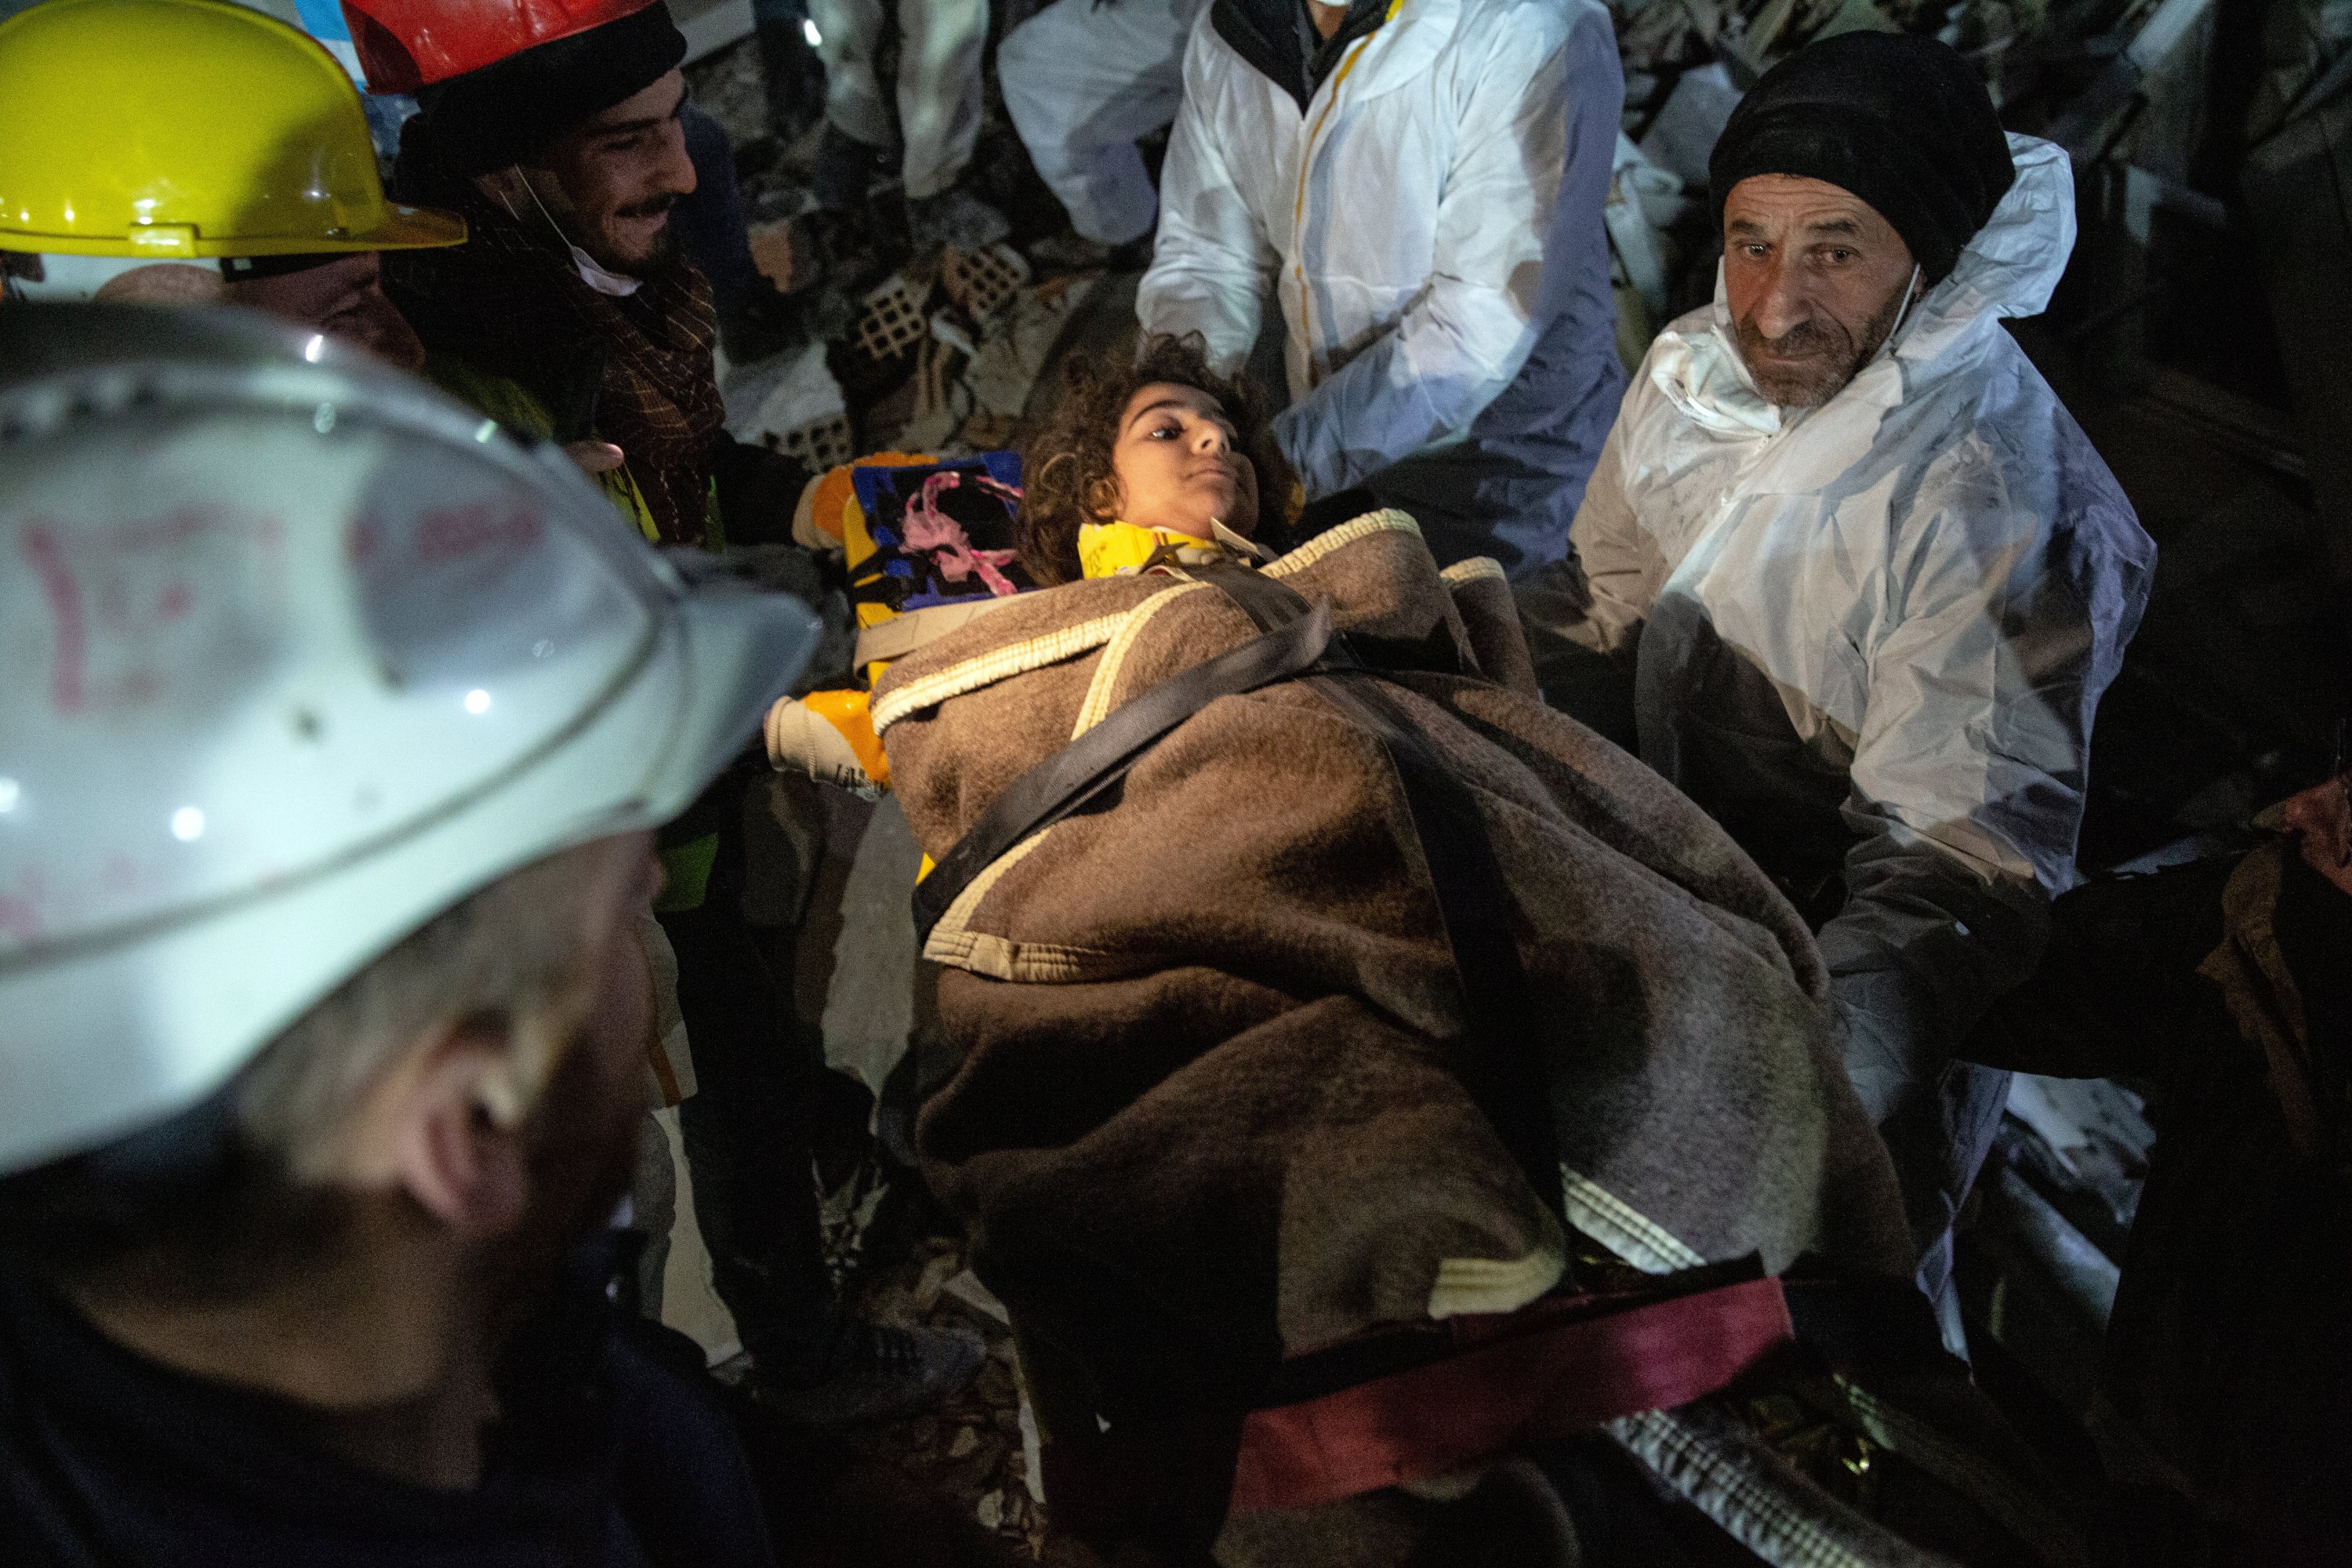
[1524,134,2158,1308]
[808,0,985,199]
[999,0,1211,246]
[1137,0,1625,575]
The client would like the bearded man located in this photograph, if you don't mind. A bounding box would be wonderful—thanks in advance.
[366,0,985,1423]
[1515,31,2158,1345]
[374,0,806,550]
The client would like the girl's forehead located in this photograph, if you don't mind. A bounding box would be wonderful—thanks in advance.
[1121,381,1228,423]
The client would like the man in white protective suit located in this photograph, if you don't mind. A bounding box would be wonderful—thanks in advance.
[804,0,1005,255]
[997,0,1209,260]
[1134,0,1626,576]
[1515,32,2158,1343]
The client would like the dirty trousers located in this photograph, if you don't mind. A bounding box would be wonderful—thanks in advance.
[998,0,1208,244]
[806,0,985,201]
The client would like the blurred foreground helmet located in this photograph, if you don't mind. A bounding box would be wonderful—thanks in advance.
[0,304,821,1176]
[0,0,463,265]
[339,0,659,91]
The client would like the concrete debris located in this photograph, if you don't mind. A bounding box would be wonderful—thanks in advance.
[895,336,975,455]
[1606,132,1690,350]
[940,1269,1013,1328]
[817,1149,892,1289]
[739,342,855,471]
[1636,60,1742,187]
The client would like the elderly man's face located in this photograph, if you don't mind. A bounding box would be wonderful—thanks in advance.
[527,70,697,278]
[1722,175,1922,408]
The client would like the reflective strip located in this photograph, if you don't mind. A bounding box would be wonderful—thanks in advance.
[1559,1164,1706,1276]
[1425,1246,1563,1319]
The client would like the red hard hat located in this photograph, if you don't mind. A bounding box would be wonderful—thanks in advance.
[339,0,658,92]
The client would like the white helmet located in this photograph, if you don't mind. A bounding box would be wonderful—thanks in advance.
[0,304,821,1176]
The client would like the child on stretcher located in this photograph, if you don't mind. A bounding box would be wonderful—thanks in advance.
[767,335,1299,793]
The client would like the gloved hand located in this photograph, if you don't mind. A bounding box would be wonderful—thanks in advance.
[764,688,889,798]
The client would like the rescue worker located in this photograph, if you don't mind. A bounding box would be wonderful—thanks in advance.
[0,303,817,1564]
[1516,33,2158,1341]
[349,0,988,1423]
[347,0,804,550]
[0,0,463,371]
[1134,0,1625,575]
[996,0,1209,260]
[803,0,1006,255]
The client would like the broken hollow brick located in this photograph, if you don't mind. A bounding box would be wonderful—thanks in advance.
[855,274,932,366]
[939,242,1031,323]
[766,411,855,472]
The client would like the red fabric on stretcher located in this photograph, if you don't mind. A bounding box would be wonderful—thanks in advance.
[1229,1274,1795,1512]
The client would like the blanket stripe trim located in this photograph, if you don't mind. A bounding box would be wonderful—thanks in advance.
[873,612,1130,735]
[1073,582,1208,738]
[1439,556,1508,586]
[919,831,1129,982]
[923,830,1051,971]
[1262,508,1422,579]
[1560,1165,1707,1276]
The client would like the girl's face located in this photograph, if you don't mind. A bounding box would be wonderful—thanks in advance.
[1105,382,1259,540]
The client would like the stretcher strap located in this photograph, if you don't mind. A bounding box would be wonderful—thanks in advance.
[911,597,1341,941]
[1198,564,1560,1217]
[1230,1273,1796,1512]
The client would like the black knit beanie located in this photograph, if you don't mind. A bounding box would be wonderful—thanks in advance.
[1708,32,2014,285]
[409,5,689,177]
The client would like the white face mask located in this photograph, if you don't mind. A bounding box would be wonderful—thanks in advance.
[514,172,641,297]
[566,242,643,298]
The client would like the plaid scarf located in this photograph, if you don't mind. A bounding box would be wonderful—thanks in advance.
[388,147,725,546]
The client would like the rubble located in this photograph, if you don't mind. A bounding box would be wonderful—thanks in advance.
[735,341,857,472]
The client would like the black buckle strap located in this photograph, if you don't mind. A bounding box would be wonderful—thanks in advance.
[909,567,1562,1216]
[911,597,1342,942]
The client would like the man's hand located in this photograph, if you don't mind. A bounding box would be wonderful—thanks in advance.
[564,440,626,476]
[2280,771,2352,900]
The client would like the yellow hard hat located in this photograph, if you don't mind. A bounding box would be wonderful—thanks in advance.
[0,0,464,259]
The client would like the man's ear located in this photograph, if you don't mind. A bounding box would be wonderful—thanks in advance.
[389,1015,534,1238]
[470,166,531,214]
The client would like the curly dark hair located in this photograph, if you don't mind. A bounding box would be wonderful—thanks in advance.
[1016,334,1297,586]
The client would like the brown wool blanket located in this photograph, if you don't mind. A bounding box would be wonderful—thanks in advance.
[874,513,1918,1550]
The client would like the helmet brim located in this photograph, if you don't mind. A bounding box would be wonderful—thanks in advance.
[0,205,466,259]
